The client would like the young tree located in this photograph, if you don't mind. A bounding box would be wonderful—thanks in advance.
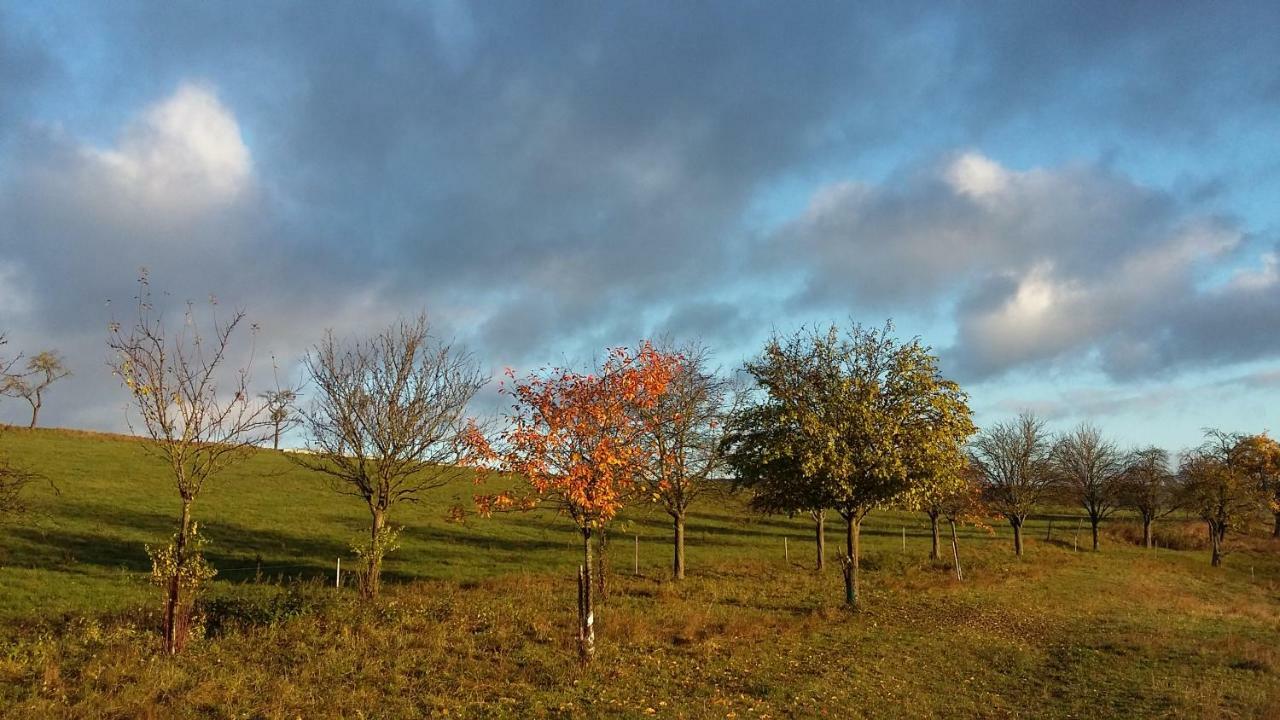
[108,273,271,654]
[939,462,986,581]
[296,315,486,600]
[1178,429,1266,567]
[479,343,679,661]
[904,412,978,562]
[970,412,1053,557]
[1233,433,1280,537]
[1118,446,1178,548]
[259,388,301,450]
[2,350,71,428]
[634,342,736,580]
[745,322,970,607]
[725,402,831,570]
[1050,423,1124,551]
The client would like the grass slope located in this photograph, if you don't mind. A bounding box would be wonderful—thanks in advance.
[1,427,1278,719]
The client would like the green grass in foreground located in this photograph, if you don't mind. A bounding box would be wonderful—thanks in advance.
[1,426,1279,719]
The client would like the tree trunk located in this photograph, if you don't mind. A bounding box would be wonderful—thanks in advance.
[1142,516,1153,548]
[596,525,608,600]
[578,526,596,662]
[163,500,194,655]
[1273,510,1280,539]
[28,402,39,429]
[842,514,861,608]
[928,511,941,561]
[273,424,281,451]
[672,513,685,580]
[1209,522,1223,567]
[813,509,825,571]
[949,519,963,581]
[1090,516,1100,552]
[1011,516,1024,557]
[365,508,385,600]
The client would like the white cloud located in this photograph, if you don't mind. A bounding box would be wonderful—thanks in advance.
[86,83,251,215]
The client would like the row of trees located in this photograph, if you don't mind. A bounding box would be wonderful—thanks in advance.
[9,273,1275,660]
[971,416,1279,566]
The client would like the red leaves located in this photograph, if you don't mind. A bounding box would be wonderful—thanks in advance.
[481,342,681,528]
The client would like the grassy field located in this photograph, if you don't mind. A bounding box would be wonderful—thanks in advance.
[1,427,1278,718]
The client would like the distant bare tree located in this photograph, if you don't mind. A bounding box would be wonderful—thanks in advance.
[259,388,301,450]
[1050,423,1124,551]
[635,341,738,580]
[1119,447,1178,548]
[2,350,71,428]
[970,412,1054,557]
[108,272,271,654]
[296,314,487,600]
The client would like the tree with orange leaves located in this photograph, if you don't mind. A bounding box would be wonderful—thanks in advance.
[479,342,679,661]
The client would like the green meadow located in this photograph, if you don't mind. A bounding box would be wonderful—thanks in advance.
[1,427,1278,718]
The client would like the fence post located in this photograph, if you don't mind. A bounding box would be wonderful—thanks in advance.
[335,557,341,588]
[784,536,789,563]
[901,526,906,553]
[634,534,639,575]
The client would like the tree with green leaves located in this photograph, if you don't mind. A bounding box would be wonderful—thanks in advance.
[970,412,1053,557]
[903,409,978,561]
[725,402,831,570]
[2,350,70,428]
[1050,423,1124,552]
[1118,446,1178,548]
[744,321,970,607]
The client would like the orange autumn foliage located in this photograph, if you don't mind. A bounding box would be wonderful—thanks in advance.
[477,342,681,529]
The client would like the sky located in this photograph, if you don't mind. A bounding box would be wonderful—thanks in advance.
[0,1,1278,452]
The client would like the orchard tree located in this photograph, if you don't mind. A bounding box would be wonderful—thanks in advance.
[1,351,70,428]
[745,322,970,608]
[634,342,737,580]
[725,402,831,570]
[479,342,679,661]
[108,273,271,654]
[296,315,487,600]
[1178,430,1266,567]
[1119,447,1178,548]
[1233,433,1280,537]
[1050,423,1124,552]
[938,461,986,580]
[904,409,978,562]
[970,412,1053,557]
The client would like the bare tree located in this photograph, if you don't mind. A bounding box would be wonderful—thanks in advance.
[259,388,302,450]
[970,412,1053,557]
[1050,423,1124,551]
[1119,447,1178,548]
[296,314,487,600]
[635,341,738,580]
[2,350,71,428]
[107,272,271,654]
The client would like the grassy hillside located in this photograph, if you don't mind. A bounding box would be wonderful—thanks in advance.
[1,427,1279,718]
